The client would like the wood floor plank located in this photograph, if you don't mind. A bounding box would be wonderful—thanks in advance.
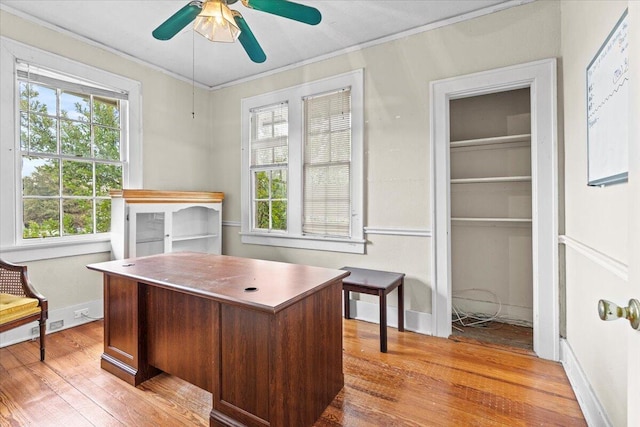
[0,319,586,426]
[0,362,91,426]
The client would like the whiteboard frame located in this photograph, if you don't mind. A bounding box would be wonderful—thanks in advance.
[586,9,629,187]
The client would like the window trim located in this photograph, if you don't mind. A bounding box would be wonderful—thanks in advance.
[240,69,364,254]
[0,37,142,261]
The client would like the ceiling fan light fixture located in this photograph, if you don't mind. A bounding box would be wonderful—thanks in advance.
[193,0,241,43]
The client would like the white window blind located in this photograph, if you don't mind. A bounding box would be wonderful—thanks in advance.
[17,65,128,100]
[303,88,351,237]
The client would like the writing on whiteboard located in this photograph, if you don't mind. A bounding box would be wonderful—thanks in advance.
[586,11,628,186]
[587,18,628,125]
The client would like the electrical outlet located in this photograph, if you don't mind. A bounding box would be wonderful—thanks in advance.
[74,308,89,319]
[50,320,64,330]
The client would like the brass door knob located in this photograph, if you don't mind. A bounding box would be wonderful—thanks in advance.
[598,299,640,330]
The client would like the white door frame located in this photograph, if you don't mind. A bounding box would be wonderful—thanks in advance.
[430,59,559,361]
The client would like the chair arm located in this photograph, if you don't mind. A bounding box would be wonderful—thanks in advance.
[0,259,48,307]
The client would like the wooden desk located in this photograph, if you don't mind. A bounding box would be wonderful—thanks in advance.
[87,252,349,427]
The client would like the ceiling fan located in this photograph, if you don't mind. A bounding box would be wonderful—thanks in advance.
[152,0,322,63]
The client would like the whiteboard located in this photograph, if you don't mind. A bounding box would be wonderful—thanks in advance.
[586,10,629,186]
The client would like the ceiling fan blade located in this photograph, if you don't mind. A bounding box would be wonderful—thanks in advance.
[152,1,203,40]
[233,13,267,63]
[242,0,321,25]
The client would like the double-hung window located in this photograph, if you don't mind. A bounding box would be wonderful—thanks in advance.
[241,70,364,253]
[250,102,289,232]
[18,63,125,239]
[0,38,142,260]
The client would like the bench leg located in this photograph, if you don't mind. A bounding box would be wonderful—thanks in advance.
[379,290,387,353]
[343,289,350,319]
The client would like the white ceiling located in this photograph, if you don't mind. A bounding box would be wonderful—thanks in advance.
[0,0,514,88]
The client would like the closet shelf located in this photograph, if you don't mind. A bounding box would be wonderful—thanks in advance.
[450,133,531,148]
[451,217,532,224]
[451,176,531,184]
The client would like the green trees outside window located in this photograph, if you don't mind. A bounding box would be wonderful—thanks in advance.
[20,81,123,239]
[253,169,287,231]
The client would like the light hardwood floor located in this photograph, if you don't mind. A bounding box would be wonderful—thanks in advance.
[0,319,585,426]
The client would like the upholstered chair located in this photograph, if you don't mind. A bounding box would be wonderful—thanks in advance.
[0,260,48,361]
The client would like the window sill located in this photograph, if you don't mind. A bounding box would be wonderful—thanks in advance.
[0,235,111,262]
[240,232,365,254]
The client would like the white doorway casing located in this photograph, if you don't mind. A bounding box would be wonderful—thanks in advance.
[430,59,559,361]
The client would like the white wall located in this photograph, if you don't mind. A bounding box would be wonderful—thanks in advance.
[210,1,561,316]
[560,1,630,425]
[0,9,214,334]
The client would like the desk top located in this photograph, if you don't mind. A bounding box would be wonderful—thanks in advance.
[88,252,349,313]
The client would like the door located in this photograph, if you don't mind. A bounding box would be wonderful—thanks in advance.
[627,3,639,423]
[601,4,640,422]
[601,4,640,423]
[128,204,169,257]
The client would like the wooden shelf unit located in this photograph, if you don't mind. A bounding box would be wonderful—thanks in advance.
[110,189,224,259]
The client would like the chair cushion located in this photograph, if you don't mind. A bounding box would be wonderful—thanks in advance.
[0,293,41,325]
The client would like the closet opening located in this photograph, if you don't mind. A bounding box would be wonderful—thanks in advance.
[448,88,533,351]
[431,59,558,360]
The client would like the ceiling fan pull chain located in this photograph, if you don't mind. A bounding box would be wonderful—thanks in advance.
[192,28,196,119]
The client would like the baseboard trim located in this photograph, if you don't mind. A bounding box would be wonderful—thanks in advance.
[0,299,103,348]
[560,338,611,427]
[347,298,432,335]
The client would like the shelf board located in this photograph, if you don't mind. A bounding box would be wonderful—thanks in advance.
[450,176,531,184]
[450,133,531,148]
[451,217,532,224]
[136,237,165,244]
[172,234,218,242]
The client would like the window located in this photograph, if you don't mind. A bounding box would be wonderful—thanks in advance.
[303,89,352,237]
[241,70,364,253]
[250,102,289,232]
[19,64,125,239]
[0,37,142,260]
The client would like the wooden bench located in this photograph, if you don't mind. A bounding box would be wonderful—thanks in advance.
[340,267,405,353]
